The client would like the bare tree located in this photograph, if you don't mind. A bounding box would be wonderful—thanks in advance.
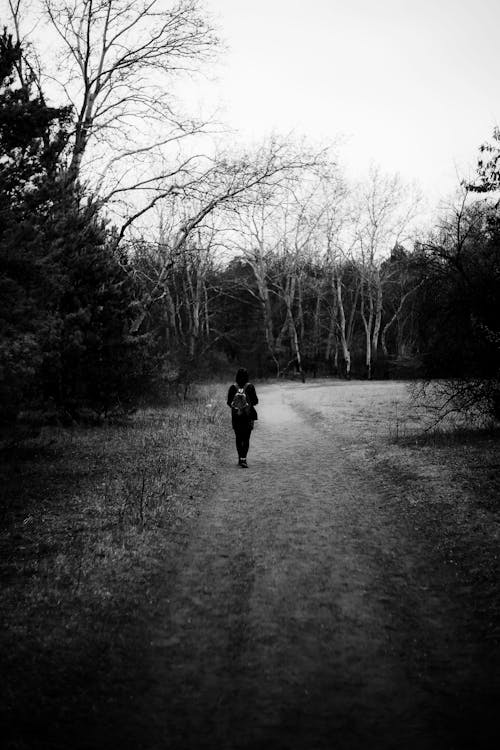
[412,188,500,422]
[316,175,357,378]
[129,138,326,334]
[41,0,218,179]
[380,281,423,359]
[231,194,282,371]
[272,184,329,381]
[6,0,220,235]
[379,245,424,360]
[355,166,421,378]
[226,163,337,378]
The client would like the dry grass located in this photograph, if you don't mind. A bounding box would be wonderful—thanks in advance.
[286,378,500,663]
[310,378,499,508]
[2,378,499,748]
[0,384,226,750]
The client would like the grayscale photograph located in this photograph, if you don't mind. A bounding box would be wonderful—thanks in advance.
[1,1,499,748]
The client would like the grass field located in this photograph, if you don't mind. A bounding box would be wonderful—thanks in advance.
[0,385,226,749]
[1,379,499,749]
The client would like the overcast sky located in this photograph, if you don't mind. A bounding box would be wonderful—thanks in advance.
[4,0,499,210]
[202,0,500,204]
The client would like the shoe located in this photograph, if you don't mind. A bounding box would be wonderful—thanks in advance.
[240,458,248,468]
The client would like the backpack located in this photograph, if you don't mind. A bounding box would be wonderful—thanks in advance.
[230,384,252,417]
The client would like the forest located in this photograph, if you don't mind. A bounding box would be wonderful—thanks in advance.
[1,0,499,430]
[2,4,500,748]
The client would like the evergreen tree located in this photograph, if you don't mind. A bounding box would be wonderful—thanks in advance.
[415,201,500,419]
[0,30,150,424]
[0,29,71,422]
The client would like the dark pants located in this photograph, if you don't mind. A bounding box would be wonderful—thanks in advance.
[233,421,253,458]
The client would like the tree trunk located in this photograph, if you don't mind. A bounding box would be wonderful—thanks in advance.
[313,285,322,360]
[360,276,373,380]
[286,299,305,383]
[297,273,305,344]
[325,271,337,364]
[190,268,202,358]
[247,256,280,373]
[381,281,423,358]
[336,270,351,379]
[204,282,210,337]
[165,284,177,339]
[371,266,383,373]
[256,273,275,354]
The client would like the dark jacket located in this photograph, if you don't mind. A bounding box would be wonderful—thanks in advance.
[227,382,258,428]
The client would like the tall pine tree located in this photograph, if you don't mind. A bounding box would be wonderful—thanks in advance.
[0,30,151,425]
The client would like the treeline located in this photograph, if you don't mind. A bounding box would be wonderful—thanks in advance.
[137,181,500,398]
[1,0,500,427]
[0,6,320,425]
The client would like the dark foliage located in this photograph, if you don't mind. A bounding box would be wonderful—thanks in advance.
[468,126,500,194]
[215,258,271,376]
[413,202,500,419]
[417,206,500,378]
[0,31,151,425]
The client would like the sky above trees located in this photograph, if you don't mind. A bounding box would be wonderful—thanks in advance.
[201,0,500,204]
[2,0,499,211]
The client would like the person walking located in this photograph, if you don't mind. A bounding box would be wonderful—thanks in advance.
[227,368,258,468]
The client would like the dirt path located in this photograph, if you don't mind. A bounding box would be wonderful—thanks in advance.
[142,382,497,750]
